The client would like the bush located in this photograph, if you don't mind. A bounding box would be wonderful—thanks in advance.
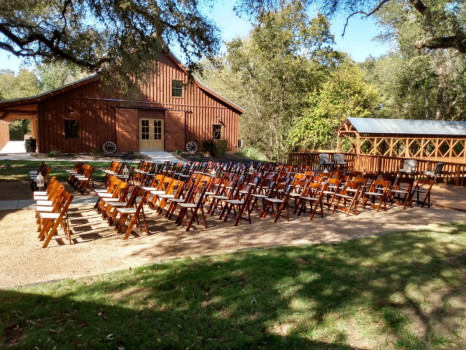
[235,146,268,161]
[47,150,62,157]
[202,139,227,157]
[90,148,101,157]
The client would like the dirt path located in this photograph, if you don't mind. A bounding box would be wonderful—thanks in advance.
[1,202,464,289]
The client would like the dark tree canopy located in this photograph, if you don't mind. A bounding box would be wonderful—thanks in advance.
[235,0,466,53]
[0,0,220,77]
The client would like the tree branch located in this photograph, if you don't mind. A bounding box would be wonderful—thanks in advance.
[342,0,390,36]
[416,36,466,53]
[0,24,111,69]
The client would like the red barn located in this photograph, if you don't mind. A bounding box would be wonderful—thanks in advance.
[0,52,243,153]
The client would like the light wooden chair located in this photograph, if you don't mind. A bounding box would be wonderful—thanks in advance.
[114,190,150,239]
[38,191,74,248]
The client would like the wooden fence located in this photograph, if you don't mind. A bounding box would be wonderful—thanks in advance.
[288,152,466,186]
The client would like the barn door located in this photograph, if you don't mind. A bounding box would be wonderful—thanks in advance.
[116,108,138,152]
[139,118,164,151]
[165,111,185,151]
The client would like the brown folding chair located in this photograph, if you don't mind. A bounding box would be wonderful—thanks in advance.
[219,183,255,226]
[388,177,414,209]
[411,179,434,208]
[75,164,95,194]
[261,184,294,223]
[329,180,363,216]
[177,185,210,231]
[114,190,150,239]
[295,182,328,220]
[362,179,391,212]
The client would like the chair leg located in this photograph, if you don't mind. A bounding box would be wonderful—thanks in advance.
[42,219,61,248]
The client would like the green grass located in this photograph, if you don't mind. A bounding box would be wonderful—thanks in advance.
[0,160,112,182]
[1,223,465,349]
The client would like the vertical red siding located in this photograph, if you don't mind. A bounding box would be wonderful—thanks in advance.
[37,52,242,153]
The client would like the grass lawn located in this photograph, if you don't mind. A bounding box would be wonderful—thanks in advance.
[0,160,112,183]
[1,223,465,349]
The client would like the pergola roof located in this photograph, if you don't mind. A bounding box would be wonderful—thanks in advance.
[343,118,466,136]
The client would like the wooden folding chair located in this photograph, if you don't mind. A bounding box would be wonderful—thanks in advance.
[329,180,363,216]
[165,179,197,219]
[35,184,66,228]
[362,179,391,212]
[208,177,238,215]
[322,178,342,208]
[75,164,95,194]
[219,183,255,226]
[114,190,150,239]
[411,179,434,208]
[261,184,294,223]
[295,182,328,220]
[95,180,128,212]
[156,179,184,214]
[177,185,210,231]
[388,177,414,209]
[38,191,74,248]
[33,176,58,199]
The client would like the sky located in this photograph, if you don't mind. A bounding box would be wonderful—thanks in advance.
[0,1,391,73]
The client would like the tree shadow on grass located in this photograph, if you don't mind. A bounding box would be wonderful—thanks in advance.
[1,225,464,349]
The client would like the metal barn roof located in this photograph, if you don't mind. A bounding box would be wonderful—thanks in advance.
[348,118,466,136]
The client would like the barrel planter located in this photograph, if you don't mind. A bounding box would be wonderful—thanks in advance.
[25,138,36,152]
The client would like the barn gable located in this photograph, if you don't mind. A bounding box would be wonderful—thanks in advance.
[0,52,243,153]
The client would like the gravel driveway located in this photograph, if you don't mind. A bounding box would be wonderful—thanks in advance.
[1,203,464,289]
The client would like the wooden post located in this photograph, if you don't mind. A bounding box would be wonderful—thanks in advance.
[356,134,361,171]
[337,132,341,152]
[455,164,460,186]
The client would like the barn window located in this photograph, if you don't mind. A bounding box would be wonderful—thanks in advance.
[212,124,222,140]
[172,80,183,97]
[64,120,80,139]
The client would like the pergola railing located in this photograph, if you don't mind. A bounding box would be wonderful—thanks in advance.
[288,151,466,186]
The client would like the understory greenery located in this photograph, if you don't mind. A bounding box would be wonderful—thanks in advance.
[1,223,465,349]
[235,146,269,161]
[202,139,228,157]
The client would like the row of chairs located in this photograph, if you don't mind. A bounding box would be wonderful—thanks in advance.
[33,160,437,246]
[66,162,95,194]
[33,177,74,248]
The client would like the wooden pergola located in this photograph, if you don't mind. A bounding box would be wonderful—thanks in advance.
[337,118,466,164]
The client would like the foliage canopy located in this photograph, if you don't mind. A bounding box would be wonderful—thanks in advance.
[236,0,466,53]
[0,0,220,82]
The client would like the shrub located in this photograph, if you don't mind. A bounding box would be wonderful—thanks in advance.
[90,148,101,157]
[235,146,268,161]
[202,139,227,157]
[47,150,62,157]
